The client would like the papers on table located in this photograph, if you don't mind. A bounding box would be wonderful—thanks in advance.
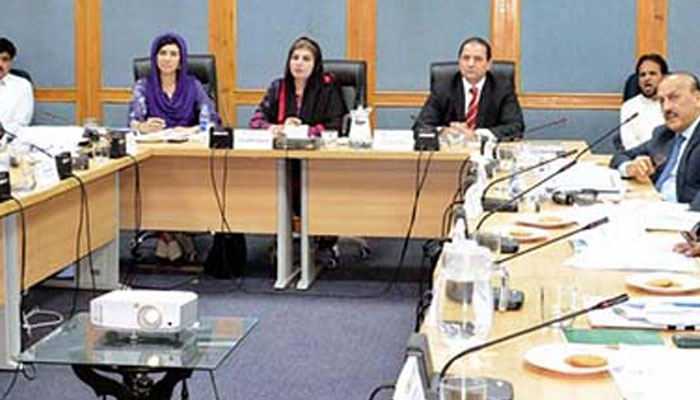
[635,201,700,232]
[610,345,700,399]
[587,296,700,330]
[564,203,698,273]
[546,161,625,193]
[373,130,415,151]
[16,125,85,155]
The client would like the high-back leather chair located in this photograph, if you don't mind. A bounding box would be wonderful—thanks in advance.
[429,60,515,91]
[623,73,641,102]
[133,54,218,110]
[9,68,32,84]
[323,59,367,110]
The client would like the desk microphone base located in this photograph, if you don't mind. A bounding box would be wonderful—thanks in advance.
[429,375,514,400]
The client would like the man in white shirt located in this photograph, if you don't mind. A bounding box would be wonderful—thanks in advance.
[619,54,668,149]
[0,37,33,135]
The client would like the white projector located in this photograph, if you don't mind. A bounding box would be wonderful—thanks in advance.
[90,290,198,333]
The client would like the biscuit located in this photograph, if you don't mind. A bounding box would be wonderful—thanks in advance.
[646,278,677,288]
[538,216,562,224]
[509,230,533,238]
[564,354,608,368]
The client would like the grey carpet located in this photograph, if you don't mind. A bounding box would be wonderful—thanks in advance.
[0,235,428,400]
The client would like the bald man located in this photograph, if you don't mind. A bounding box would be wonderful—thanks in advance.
[610,73,700,210]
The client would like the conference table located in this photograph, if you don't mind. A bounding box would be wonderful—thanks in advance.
[422,168,698,398]
[0,137,589,372]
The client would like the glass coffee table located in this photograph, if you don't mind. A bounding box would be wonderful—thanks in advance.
[18,313,258,400]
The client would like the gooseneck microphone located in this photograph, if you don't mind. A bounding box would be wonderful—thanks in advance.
[481,149,578,210]
[474,112,639,231]
[489,117,568,156]
[437,292,629,381]
[494,217,609,265]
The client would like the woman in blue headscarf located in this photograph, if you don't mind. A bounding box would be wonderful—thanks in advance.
[129,32,218,133]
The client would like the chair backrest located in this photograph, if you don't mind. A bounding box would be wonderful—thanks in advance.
[9,68,32,84]
[623,72,640,102]
[429,60,515,92]
[133,54,218,110]
[323,59,367,109]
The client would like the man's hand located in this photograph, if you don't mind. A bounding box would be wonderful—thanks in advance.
[448,122,477,141]
[673,242,700,257]
[284,117,302,126]
[625,155,655,183]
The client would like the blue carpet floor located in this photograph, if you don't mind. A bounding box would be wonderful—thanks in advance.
[0,235,427,400]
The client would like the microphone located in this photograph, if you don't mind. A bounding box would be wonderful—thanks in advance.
[437,292,629,382]
[474,113,639,231]
[494,217,609,265]
[481,149,577,211]
[0,122,73,180]
[490,117,568,158]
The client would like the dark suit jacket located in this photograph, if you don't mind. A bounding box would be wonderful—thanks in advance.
[609,121,700,210]
[412,71,524,140]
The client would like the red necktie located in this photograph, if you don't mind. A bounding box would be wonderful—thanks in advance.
[465,86,479,129]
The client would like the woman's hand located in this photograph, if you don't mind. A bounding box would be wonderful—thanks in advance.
[284,117,302,126]
[137,117,166,133]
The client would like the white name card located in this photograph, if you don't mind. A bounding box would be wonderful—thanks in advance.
[234,129,273,150]
[34,156,60,189]
[373,129,415,152]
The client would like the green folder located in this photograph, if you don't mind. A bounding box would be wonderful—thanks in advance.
[564,328,664,345]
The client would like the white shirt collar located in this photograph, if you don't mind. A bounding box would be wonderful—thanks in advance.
[678,113,700,141]
[462,75,486,94]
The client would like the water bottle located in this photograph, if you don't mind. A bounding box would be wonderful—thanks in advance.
[434,220,494,347]
[463,157,487,217]
[199,104,211,134]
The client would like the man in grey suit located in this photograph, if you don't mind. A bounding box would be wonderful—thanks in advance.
[610,72,700,210]
[413,37,524,141]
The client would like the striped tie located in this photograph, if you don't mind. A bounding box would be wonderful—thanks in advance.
[465,86,479,129]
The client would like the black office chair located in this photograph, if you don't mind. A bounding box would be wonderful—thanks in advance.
[623,72,640,102]
[323,59,367,110]
[133,54,218,110]
[429,60,516,92]
[9,68,33,84]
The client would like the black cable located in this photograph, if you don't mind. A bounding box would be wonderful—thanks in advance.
[72,175,97,292]
[124,154,142,287]
[68,174,97,318]
[367,383,395,400]
[209,149,232,232]
[208,371,221,400]
[0,365,20,400]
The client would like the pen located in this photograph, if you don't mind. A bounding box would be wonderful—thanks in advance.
[624,302,700,309]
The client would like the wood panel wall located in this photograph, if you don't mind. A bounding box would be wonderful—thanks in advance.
[35,0,669,124]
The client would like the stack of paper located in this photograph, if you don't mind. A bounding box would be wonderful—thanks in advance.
[610,345,700,399]
[546,161,625,193]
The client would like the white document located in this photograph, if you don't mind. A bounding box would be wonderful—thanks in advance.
[16,125,84,155]
[393,356,427,400]
[587,296,700,329]
[565,203,698,273]
[610,345,700,400]
[233,129,273,150]
[372,130,415,152]
[283,125,310,140]
[546,162,624,193]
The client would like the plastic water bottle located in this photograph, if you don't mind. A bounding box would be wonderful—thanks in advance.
[434,220,494,347]
[199,104,211,134]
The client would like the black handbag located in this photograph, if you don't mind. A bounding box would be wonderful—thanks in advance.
[204,233,247,278]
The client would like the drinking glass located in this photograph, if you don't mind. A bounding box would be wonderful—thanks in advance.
[440,376,487,400]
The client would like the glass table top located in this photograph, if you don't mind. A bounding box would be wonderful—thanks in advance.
[18,313,258,370]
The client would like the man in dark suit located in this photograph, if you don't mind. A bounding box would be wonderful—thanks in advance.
[609,73,700,210]
[413,37,524,141]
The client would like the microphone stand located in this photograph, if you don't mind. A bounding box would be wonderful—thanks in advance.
[481,149,578,211]
[0,123,74,180]
[474,112,639,231]
[494,217,609,265]
[437,293,629,381]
